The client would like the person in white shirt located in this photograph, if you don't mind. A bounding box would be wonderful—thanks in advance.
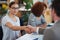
[2,1,32,40]
[28,2,47,28]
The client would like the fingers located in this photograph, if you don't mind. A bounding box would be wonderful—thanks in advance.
[27,25,37,33]
[28,25,37,32]
[24,27,32,34]
[24,25,37,34]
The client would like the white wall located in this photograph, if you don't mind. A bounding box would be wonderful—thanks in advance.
[33,0,39,4]
[10,0,14,2]
[39,0,44,2]
[33,0,44,4]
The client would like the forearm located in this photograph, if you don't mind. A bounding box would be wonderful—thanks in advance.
[34,27,45,34]
[8,26,26,31]
[5,22,26,31]
[6,22,34,34]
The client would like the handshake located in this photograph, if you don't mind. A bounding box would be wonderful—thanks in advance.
[24,25,37,34]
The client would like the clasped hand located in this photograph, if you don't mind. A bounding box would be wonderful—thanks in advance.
[24,25,36,34]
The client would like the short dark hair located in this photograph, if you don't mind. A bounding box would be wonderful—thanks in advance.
[9,1,18,8]
[31,2,44,17]
[51,0,60,17]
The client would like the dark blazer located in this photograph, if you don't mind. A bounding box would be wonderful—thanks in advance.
[38,28,45,34]
[43,20,60,40]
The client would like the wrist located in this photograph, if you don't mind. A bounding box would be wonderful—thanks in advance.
[20,26,25,30]
[22,26,27,30]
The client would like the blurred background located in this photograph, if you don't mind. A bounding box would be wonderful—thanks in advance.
[0,0,53,40]
[0,0,52,25]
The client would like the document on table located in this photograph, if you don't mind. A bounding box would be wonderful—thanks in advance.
[16,34,43,40]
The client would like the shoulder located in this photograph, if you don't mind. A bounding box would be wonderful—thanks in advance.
[29,13,35,17]
[43,28,55,40]
[1,15,9,25]
[29,13,35,19]
[30,13,34,16]
[40,15,44,18]
[2,15,8,21]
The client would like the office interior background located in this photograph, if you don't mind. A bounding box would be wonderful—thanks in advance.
[0,0,53,40]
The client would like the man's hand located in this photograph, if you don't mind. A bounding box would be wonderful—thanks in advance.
[27,25,37,33]
[24,27,32,34]
[24,25,38,34]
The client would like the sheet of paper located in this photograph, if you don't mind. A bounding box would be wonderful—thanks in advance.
[16,34,43,40]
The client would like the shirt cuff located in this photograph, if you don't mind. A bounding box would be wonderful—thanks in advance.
[36,27,39,34]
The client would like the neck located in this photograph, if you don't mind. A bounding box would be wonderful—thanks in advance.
[8,12,15,18]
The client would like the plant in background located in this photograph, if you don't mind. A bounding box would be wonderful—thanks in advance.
[0,3,7,16]
[19,0,33,25]
[2,3,8,14]
[0,3,8,23]
[23,0,33,10]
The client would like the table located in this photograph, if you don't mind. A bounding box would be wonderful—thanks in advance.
[16,34,44,40]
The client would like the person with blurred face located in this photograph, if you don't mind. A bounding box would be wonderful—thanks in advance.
[28,2,47,29]
[43,0,60,40]
[2,1,32,40]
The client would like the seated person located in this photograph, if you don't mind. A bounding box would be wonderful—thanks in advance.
[28,2,47,28]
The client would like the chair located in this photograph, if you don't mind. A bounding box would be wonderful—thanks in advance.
[0,26,3,40]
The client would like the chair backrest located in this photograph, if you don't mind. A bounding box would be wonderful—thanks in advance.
[0,26,3,40]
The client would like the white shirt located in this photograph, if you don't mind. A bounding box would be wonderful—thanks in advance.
[2,14,20,40]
